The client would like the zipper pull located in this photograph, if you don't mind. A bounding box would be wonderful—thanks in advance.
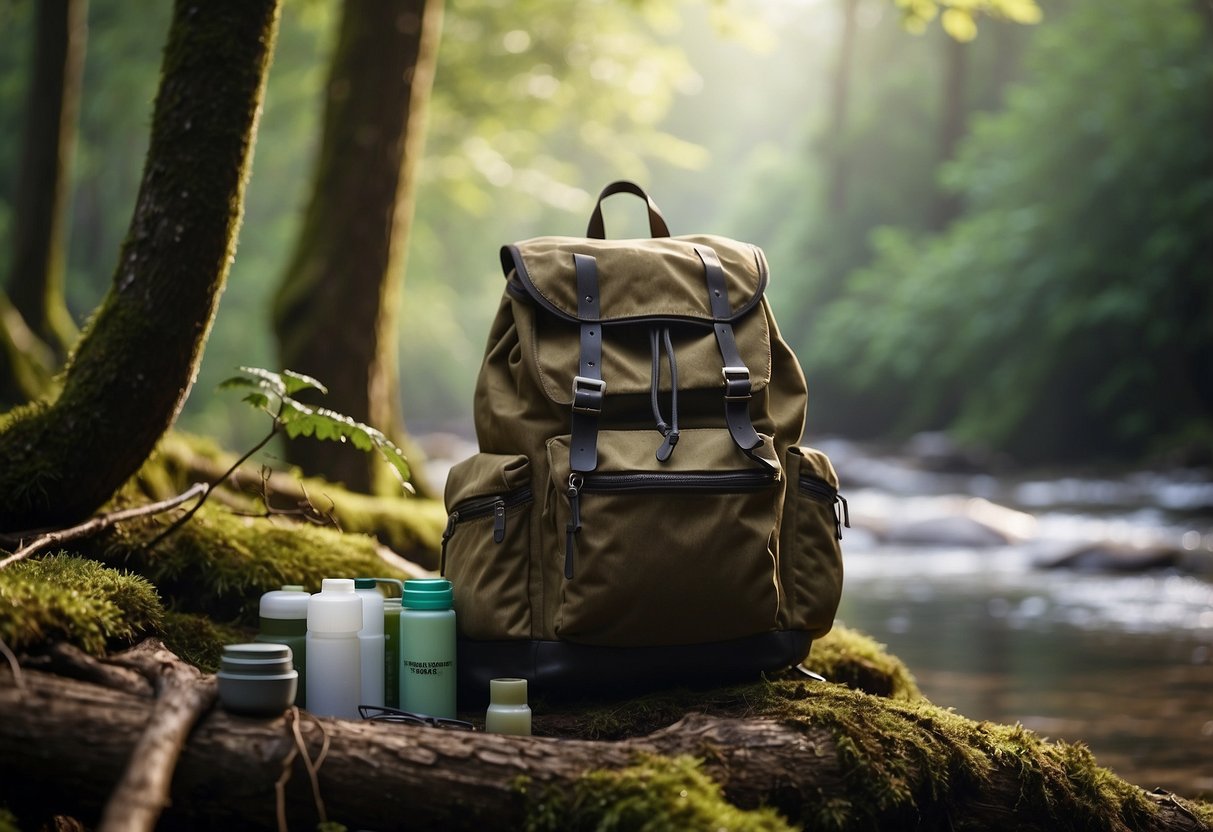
[833,494,850,541]
[492,498,507,543]
[439,511,459,575]
[565,474,583,580]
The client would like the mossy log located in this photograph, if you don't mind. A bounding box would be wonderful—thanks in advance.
[139,432,446,567]
[1,649,1209,832]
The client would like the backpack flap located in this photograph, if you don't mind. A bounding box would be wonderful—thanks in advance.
[500,235,774,407]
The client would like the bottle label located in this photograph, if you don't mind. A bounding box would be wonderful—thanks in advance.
[405,660,453,676]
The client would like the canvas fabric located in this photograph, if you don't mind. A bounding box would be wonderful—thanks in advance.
[441,182,846,698]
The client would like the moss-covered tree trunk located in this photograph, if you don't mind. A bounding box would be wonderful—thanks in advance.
[5,0,87,363]
[0,0,282,531]
[272,0,443,495]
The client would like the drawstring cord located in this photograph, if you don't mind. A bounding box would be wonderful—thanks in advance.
[649,327,680,461]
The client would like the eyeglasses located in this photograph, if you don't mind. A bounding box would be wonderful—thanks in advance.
[358,705,475,731]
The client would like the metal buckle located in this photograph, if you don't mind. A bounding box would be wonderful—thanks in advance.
[721,366,751,400]
[571,375,606,413]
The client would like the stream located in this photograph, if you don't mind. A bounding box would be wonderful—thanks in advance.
[823,438,1213,798]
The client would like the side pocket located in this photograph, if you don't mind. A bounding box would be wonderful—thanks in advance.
[779,447,847,636]
[442,453,533,641]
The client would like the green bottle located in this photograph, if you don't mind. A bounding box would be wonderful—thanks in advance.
[399,578,456,719]
[255,585,309,707]
[377,578,404,708]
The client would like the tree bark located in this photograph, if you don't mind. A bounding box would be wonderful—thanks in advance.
[0,661,1207,832]
[825,0,860,217]
[273,0,443,496]
[6,0,87,362]
[930,31,969,230]
[0,0,282,531]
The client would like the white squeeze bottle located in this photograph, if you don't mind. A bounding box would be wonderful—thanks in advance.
[399,578,457,719]
[306,578,362,719]
[354,578,385,708]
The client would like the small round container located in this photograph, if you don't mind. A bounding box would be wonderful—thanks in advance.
[217,643,298,717]
[485,677,531,736]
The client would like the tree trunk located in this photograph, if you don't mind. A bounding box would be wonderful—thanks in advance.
[825,0,860,217]
[272,0,443,496]
[1,660,1208,832]
[930,31,969,230]
[0,290,56,407]
[5,0,87,363]
[0,0,282,531]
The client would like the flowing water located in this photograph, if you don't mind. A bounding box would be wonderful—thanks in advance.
[826,440,1213,798]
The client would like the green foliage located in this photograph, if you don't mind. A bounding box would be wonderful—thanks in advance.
[0,553,163,654]
[220,367,411,491]
[895,0,1042,41]
[808,0,1213,461]
[0,806,17,832]
[525,754,795,832]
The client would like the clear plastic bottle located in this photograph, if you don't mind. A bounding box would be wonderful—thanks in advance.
[354,578,385,708]
[485,677,531,736]
[306,578,362,719]
[255,585,309,707]
[399,578,456,719]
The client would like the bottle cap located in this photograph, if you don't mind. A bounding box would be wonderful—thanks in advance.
[489,677,528,706]
[354,577,376,589]
[260,585,310,620]
[402,578,453,610]
[307,578,363,633]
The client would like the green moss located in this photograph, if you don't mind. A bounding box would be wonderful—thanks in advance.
[797,624,922,701]
[135,431,445,566]
[524,754,795,832]
[0,553,164,654]
[97,503,409,624]
[763,682,1159,831]
[160,610,254,672]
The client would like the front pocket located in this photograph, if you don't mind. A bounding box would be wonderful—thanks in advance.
[442,453,533,640]
[548,429,782,647]
[778,446,847,635]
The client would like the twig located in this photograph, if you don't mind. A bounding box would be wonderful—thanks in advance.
[0,636,24,692]
[275,706,331,830]
[98,641,219,832]
[0,482,208,571]
[145,424,281,549]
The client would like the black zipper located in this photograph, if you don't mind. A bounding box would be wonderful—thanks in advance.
[440,487,533,575]
[564,468,778,580]
[799,474,850,541]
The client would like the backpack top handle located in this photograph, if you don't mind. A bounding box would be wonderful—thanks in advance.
[585,181,671,240]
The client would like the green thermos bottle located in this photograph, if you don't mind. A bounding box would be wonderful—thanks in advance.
[399,578,456,719]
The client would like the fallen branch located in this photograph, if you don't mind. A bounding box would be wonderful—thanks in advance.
[0,482,207,570]
[97,640,219,832]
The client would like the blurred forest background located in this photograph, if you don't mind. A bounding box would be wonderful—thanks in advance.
[1,0,1209,470]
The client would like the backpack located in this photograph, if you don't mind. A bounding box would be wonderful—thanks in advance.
[441,181,846,700]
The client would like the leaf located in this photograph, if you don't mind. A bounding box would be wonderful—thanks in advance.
[234,366,288,397]
[282,369,328,397]
[241,392,271,412]
[942,8,978,41]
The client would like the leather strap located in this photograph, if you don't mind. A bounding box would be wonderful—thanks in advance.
[570,253,603,472]
[695,245,763,453]
[586,181,671,239]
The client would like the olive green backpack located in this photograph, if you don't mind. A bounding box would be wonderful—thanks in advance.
[442,182,846,699]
